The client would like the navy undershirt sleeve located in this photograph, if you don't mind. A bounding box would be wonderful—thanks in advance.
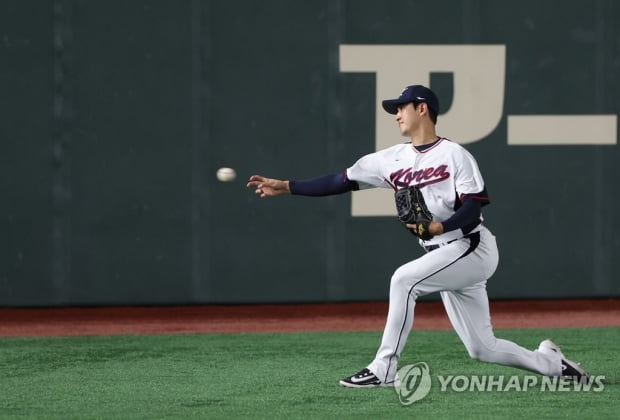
[289,172,359,196]
[441,196,482,234]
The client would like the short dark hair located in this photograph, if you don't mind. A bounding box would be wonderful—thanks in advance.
[413,101,438,125]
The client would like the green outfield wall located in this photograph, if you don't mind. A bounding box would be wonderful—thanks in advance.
[1,0,618,306]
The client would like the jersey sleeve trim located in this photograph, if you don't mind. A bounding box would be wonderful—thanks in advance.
[459,187,490,207]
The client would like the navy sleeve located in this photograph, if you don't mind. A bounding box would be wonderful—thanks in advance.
[442,189,490,234]
[289,172,359,196]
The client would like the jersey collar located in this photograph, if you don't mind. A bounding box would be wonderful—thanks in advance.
[412,137,443,153]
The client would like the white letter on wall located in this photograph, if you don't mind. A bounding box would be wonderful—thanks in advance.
[508,115,617,145]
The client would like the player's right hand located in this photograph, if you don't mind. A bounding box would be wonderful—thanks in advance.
[247,175,291,198]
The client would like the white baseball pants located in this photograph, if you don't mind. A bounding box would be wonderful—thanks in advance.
[367,226,562,384]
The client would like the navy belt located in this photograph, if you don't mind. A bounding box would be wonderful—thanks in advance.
[424,232,480,253]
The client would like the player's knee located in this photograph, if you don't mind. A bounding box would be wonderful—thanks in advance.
[467,343,496,363]
[390,267,420,294]
[468,347,489,362]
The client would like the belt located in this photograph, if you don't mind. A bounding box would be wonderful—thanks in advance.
[423,232,479,253]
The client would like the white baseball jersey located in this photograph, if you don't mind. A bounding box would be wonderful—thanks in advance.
[346,137,486,246]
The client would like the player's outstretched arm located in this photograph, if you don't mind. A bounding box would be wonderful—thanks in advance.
[247,175,291,198]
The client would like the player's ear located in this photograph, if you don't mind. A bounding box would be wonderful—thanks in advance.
[423,103,434,119]
[418,102,428,115]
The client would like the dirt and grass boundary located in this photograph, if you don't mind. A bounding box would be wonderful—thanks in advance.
[1,299,618,337]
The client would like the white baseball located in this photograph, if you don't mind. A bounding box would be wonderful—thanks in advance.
[216,167,236,182]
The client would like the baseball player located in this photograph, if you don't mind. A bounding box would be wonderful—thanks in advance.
[247,85,589,387]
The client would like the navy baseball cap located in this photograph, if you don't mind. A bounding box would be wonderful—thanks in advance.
[382,85,439,115]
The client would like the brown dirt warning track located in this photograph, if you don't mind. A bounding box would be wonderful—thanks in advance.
[0,299,618,337]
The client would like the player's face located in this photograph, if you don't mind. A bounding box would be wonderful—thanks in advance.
[395,102,420,136]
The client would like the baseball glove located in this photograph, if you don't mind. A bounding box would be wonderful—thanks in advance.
[394,185,434,240]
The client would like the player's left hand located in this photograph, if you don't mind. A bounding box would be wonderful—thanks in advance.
[406,221,444,238]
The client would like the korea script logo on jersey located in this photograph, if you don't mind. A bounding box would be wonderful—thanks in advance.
[390,165,450,188]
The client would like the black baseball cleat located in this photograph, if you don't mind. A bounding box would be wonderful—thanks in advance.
[339,368,385,388]
[538,339,591,384]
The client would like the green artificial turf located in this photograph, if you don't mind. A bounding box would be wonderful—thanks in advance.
[0,327,617,419]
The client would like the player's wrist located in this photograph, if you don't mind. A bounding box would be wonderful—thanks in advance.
[429,222,444,235]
